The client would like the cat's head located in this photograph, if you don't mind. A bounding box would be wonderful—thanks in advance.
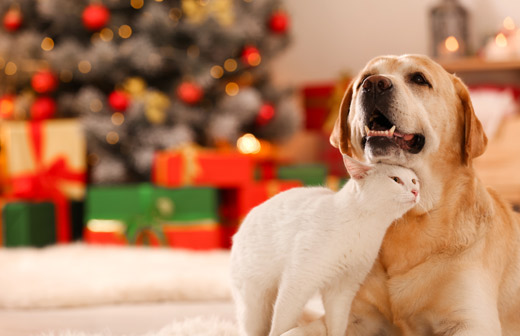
[343,155,420,215]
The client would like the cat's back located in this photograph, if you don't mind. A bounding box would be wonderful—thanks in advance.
[252,185,334,218]
[233,186,334,243]
[231,185,335,278]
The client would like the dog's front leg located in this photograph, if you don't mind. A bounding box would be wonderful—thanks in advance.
[435,269,502,336]
[398,268,503,336]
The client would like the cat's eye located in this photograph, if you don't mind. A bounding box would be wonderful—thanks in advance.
[390,176,403,185]
[412,179,417,185]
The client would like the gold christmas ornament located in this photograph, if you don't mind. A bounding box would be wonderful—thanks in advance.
[145,107,166,124]
[181,0,234,26]
[123,77,147,97]
[145,91,170,124]
[147,90,170,110]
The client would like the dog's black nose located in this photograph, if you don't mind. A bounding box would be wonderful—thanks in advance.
[362,75,393,94]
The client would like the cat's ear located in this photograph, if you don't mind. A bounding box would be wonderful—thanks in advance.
[343,155,371,180]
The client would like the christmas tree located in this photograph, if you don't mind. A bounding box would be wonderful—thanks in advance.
[0,0,300,184]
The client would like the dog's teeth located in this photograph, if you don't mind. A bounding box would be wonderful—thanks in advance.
[389,125,396,135]
[365,126,370,134]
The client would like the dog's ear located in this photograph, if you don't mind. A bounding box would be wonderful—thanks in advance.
[453,76,488,166]
[330,80,354,155]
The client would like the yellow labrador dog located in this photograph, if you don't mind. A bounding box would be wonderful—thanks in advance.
[288,54,520,336]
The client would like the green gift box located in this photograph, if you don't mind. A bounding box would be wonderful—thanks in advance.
[277,163,328,186]
[2,202,56,247]
[85,184,218,243]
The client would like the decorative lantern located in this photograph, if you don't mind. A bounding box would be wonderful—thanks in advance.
[430,0,469,59]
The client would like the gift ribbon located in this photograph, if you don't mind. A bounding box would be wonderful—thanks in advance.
[179,144,202,185]
[266,180,281,199]
[5,121,85,243]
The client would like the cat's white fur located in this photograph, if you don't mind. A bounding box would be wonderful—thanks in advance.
[230,156,420,336]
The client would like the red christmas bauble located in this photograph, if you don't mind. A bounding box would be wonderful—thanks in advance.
[82,4,110,31]
[31,96,56,120]
[256,103,275,125]
[3,7,22,32]
[31,70,58,94]
[108,90,130,112]
[177,82,203,105]
[0,95,15,119]
[241,45,261,67]
[269,11,289,34]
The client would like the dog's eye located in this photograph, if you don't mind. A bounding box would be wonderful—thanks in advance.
[410,73,431,87]
[390,176,403,184]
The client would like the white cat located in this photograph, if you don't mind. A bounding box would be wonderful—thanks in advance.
[230,155,420,336]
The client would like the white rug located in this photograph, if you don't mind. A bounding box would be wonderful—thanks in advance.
[0,244,232,309]
[39,316,238,336]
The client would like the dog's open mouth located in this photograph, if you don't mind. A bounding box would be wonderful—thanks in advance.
[363,110,425,154]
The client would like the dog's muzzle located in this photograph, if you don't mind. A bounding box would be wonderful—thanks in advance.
[360,75,425,155]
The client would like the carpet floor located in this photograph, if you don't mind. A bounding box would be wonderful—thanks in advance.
[0,244,323,335]
[0,244,231,309]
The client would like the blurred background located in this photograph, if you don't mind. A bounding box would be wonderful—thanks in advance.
[1,0,519,250]
[1,0,520,252]
[0,0,520,334]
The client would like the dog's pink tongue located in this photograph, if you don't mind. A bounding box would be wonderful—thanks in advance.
[393,131,415,141]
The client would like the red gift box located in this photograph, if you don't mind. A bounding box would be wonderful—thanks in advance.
[163,224,222,250]
[219,180,302,249]
[83,220,127,246]
[302,77,351,132]
[84,218,224,250]
[152,145,254,187]
[220,180,302,221]
[302,83,335,131]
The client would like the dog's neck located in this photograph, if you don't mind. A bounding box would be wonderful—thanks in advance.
[381,158,493,276]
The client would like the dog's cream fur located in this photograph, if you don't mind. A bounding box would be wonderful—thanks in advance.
[291,55,520,336]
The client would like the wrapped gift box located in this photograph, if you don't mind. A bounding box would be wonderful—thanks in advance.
[84,184,222,249]
[302,83,335,130]
[153,146,254,188]
[219,180,302,248]
[2,202,56,247]
[277,163,328,186]
[220,180,302,222]
[85,222,223,250]
[163,224,222,250]
[83,219,127,245]
[0,120,86,242]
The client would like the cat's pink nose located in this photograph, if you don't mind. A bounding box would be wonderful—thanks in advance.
[411,189,418,198]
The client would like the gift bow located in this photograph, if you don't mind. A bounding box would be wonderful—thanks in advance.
[182,0,234,26]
